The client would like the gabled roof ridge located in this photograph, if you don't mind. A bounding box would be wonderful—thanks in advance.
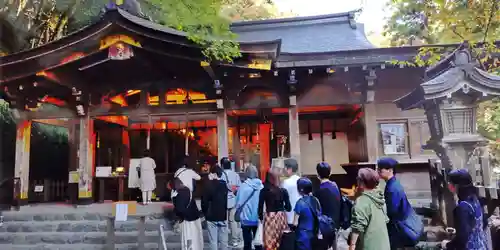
[231,9,360,27]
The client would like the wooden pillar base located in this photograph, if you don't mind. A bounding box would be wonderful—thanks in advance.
[68,183,79,205]
[18,199,28,206]
[77,197,94,205]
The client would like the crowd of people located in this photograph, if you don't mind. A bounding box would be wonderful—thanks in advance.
[146,152,490,250]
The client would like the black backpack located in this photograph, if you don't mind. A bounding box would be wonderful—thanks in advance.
[339,195,353,230]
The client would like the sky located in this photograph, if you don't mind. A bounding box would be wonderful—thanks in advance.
[273,0,390,35]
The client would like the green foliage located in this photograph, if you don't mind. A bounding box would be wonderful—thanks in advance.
[0,0,109,54]
[220,0,280,21]
[145,0,241,62]
[0,101,15,126]
[384,0,500,46]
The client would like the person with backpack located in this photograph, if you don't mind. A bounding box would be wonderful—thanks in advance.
[441,169,488,250]
[292,177,322,250]
[220,157,243,248]
[377,157,423,249]
[313,162,341,250]
[172,178,203,250]
[349,168,390,250]
[202,164,229,250]
[235,165,264,250]
[172,156,201,196]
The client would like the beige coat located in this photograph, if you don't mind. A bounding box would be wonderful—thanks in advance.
[139,157,156,191]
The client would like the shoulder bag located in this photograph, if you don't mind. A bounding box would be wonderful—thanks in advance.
[393,198,424,246]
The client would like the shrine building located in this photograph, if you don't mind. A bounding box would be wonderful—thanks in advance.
[0,5,446,205]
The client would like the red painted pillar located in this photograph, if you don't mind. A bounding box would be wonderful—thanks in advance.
[259,124,271,181]
[122,128,130,171]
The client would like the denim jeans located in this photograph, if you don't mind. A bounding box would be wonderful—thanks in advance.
[241,225,263,250]
[228,207,242,244]
[207,221,228,250]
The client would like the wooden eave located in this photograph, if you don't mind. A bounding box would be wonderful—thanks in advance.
[0,8,281,85]
[275,44,461,68]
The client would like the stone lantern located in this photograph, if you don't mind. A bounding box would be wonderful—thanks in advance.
[396,42,500,171]
[395,42,500,227]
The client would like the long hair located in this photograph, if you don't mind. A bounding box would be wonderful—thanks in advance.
[265,168,281,196]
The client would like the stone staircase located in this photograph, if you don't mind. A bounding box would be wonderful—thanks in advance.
[0,203,445,250]
[0,203,210,250]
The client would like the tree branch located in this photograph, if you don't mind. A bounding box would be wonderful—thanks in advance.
[482,0,498,43]
[451,25,465,40]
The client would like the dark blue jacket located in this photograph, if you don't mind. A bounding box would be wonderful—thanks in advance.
[385,176,413,248]
[446,196,488,250]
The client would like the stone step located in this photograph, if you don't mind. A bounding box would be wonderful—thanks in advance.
[0,231,210,245]
[0,243,214,250]
[2,213,164,222]
[0,219,168,233]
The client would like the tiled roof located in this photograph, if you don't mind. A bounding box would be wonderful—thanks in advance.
[231,11,375,53]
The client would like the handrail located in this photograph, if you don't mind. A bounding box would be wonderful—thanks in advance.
[158,224,168,250]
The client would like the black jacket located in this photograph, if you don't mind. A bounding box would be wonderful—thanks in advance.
[201,179,228,222]
[314,181,341,229]
[258,185,291,221]
[173,187,200,222]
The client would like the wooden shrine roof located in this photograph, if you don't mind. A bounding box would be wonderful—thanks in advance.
[0,4,289,115]
[232,10,374,53]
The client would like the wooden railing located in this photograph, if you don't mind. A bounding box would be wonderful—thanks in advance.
[158,224,168,250]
